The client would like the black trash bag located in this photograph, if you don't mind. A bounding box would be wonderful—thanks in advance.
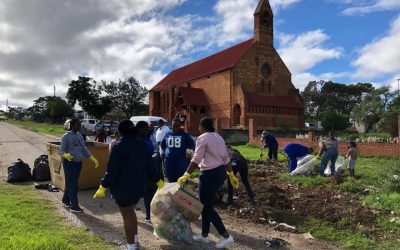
[32,159,50,181]
[7,159,32,183]
[34,154,48,168]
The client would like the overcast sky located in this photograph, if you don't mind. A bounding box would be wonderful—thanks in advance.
[1,0,399,110]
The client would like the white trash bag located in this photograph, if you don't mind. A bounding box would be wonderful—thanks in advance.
[291,155,316,175]
[324,156,349,176]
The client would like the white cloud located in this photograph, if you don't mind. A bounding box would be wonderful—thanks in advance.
[339,0,400,15]
[277,30,343,74]
[352,15,400,79]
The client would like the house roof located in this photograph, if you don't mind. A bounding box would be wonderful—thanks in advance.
[179,87,209,106]
[151,39,256,91]
[246,92,302,108]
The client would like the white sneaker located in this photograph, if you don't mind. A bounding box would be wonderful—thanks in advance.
[127,242,140,250]
[215,235,234,248]
[192,234,210,244]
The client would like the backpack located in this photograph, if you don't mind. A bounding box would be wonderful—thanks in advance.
[7,159,32,183]
[32,155,50,181]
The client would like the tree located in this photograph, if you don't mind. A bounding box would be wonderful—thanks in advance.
[321,111,351,131]
[301,80,374,120]
[101,77,148,118]
[352,86,396,132]
[6,106,27,120]
[66,76,113,119]
[377,96,400,136]
[47,97,74,123]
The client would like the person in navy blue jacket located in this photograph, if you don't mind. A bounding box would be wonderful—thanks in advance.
[283,143,314,172]
[260,131,278,160]
[93,120,162,250]
[161,119,195,182]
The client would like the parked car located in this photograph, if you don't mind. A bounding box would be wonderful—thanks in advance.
[130,116,168,127]
[94,120,119,134]
[81,119,99,134]
[63,119,71,130]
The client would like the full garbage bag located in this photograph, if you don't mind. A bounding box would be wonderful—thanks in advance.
[324,156,349,176]
[151,183,193,244]
[291,155,316,175]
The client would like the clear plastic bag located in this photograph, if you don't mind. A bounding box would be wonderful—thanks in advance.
[291,155,316,175]
[324,156,349,176]
[151,183,193,244]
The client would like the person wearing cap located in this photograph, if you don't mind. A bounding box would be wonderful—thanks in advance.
[260,130,278,160]
[317,131,339,176]
[93,119,163,250]
[160,118,195,182]
[283,143,314,172]
[177,117,239,249]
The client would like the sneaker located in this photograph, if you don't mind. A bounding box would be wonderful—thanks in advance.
[145,218,152,224]
[70,206,84,213]
[215,235,234,249]
[127,242,140,250]
[193,234,210,244]
[62,202,70,208]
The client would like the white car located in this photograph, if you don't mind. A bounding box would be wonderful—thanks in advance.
[130,116,168,127]
[81,119,99,133]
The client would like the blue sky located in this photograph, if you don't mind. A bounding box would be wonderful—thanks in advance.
[0,0,399,109]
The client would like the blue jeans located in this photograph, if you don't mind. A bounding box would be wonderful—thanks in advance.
[62,160,82,208]
[320,150,338,176]
[199,166,227,236]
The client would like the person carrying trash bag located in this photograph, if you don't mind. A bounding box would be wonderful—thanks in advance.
[283,143,314,172]
[226,145,255,205]
[161,118,195,182]
[317,131,339,176]
[177,117,239,249]
[60,118,99,213]
[93,119,163,250]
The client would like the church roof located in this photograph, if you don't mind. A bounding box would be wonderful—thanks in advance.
[246,92,302,108]
[151,39,256,91]
[179,87,209,106]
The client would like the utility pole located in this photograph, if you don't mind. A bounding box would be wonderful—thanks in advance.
[54,85,56,97]
[6,99,8,113]
[397,78,400,98]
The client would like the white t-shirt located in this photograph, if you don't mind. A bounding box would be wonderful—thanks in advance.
[155,125,171,143]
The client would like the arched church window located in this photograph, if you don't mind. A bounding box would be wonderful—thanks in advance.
[262,64,270,79]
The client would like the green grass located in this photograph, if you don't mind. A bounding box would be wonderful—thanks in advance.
[5,119,65,135]
[0,183,117,250]
[231,143,288,161]
[279,173,326,187]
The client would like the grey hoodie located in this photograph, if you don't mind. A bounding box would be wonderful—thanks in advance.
[60,131,91,162]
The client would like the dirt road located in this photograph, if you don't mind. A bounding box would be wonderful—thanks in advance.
[0,122,339,250]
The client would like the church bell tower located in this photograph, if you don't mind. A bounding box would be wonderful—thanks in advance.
[254,0,274,46]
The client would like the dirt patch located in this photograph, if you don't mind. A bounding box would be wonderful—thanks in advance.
[229,160,377,228]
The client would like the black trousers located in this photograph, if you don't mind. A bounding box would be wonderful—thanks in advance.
[227,162,254,202]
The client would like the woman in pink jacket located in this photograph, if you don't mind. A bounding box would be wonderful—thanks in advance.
[178,117,239,249]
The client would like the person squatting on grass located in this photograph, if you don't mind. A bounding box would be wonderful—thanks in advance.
[60,118,99,213]
[93,120,163,250]
[318,131,339,176]
[136,121,164,223]
[161,118,195,182]
[260,130,278,160]
[345,141,357,177]
[177,117,239,249]
[226,146,255,205]
[283,143,314,172]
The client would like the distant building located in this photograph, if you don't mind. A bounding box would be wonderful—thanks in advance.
[149,0,304,135]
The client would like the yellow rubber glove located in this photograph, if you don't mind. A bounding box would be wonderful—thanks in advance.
[316,155,321,160]
[63,153,73,161]
[156,179,165,189]
[177,172,191,186]
[89,155,99,168]
[227,171,240,189]
[93,185,106,199]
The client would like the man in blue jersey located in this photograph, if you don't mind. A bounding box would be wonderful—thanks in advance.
[283,143,314,172]
[260,130,278,160]
[161,119,195,182]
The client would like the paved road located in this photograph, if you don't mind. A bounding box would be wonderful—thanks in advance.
[0,122,339,250]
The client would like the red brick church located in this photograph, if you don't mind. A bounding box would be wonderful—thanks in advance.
[149,0,304,135]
